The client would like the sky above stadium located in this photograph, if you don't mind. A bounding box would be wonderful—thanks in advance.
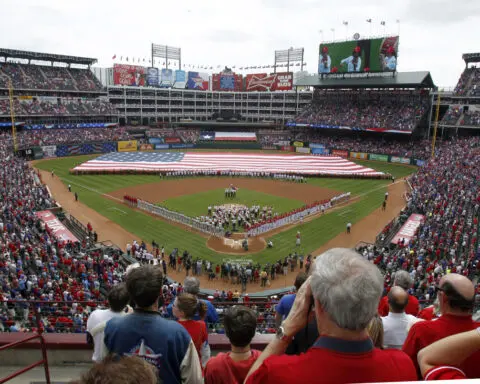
[1,0,479,87]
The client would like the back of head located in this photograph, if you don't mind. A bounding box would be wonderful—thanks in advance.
[183,277,200,295]
[367,314,384,349]
[294,272,308,291]
[394,270,413,291]
[107,283,130,313]
[126,265,163,309]
[438,274,475,314]
[387,286,409,313]
[310,248,383,331]
[175,293,207,319]
[72,355,157,384]
[224,306,257,348]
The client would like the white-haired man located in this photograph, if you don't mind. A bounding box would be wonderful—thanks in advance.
[245,248,416,383]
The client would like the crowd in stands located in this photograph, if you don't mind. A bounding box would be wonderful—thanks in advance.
[10,127,132,148]
[293,90,429,132]
[460,110,480,126]
[440,105,462,125]
[0,97,117,116]
[0,63,103,92]
[177,129,199,143]
[454,66,480,96]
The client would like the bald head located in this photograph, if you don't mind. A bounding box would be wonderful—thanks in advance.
[388,286,409,313]
[438,274,475,314]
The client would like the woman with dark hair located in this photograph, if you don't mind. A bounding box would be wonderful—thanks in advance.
[173,293,210,366]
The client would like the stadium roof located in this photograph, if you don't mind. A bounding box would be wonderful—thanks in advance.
[295,71,435,89]
[0,48,97,65]
[462,52,480,64]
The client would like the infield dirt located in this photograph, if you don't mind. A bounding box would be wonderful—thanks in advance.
[36,169,406,291]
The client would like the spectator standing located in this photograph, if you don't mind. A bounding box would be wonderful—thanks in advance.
[167,277,219,324]
[275,272,307,327]
[346,222,351,234]
[204,306,261,384]
[86,283,130,362]
[381,287,419,349]
[403,273,478,379]
[103,265,202,383]
[378,271,419,316]
[173,293,210,367]
[245,248,417,383]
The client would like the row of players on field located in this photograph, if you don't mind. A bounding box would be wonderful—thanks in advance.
[161,170,306,183]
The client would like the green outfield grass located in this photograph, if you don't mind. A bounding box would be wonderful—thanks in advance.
[35,154,416,265]
[161,188,305,219]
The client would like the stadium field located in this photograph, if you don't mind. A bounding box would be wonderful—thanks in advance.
[34,153,415,265]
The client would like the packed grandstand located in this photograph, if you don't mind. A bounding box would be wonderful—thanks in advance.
[1,46,480,383]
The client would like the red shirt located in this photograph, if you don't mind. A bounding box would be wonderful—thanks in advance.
[418,305,438,321]
[402,314,480,378]
[204,350,261,384]
[424,366,466,380]
[245,336,416,384]
[178,320,208,361]
[378,294,419,316]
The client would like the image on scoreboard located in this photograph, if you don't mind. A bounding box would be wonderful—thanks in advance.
[318,36,399,74]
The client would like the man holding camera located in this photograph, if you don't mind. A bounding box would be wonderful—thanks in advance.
[245,248,417,383]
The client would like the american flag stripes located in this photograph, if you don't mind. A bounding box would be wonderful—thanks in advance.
[73,152,384,177]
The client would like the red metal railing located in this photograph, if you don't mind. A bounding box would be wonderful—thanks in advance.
[0,306,51,384]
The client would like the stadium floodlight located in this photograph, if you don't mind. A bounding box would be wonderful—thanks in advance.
[151,44,181,70]
[274,47,304,73]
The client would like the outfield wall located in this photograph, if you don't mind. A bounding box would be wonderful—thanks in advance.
[30,140,425,167]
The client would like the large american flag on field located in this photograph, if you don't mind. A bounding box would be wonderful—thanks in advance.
[73,152,384,176]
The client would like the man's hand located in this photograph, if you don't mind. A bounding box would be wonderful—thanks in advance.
[282,276,313,336]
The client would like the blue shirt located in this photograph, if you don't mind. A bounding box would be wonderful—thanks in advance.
[276,294,296,319]
[104,311,194,384]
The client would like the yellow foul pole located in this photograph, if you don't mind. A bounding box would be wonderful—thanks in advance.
[431,91,441,159]
[7,79,17,153]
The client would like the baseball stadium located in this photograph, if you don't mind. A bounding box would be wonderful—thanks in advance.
[0,10,480,384]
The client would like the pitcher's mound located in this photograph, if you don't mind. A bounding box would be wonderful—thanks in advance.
[207,233,266,255]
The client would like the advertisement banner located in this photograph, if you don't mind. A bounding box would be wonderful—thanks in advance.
[146,67,159,87]
[349,152,368,160]
[160,68,174,88]
[244,72,293,91]
[391,156,411,164]
[113,64,145,86]
[311,147,330,155]
[296,147,311,154]
[173,70,187,89]
[42,145,57,158]
[118,140,138,152]
[36,211,79,243]
[391,214,425,245]
[165,137,181,144]
[292,141,304,147]
[318,36,399,74]
[415,159,425,167]
[331,149,349,157]
[369,153,389,162]
[187,71,209,90]
[139,144,154,151]
[212,73,243,91]
[170,144,195,149]
[149,137,164,145]
[309,143,326,149]
[281,146,294,152]
[155,144,169,150]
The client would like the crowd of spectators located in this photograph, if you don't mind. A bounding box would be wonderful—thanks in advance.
[0,63,103,92]
[440,105,462,125]
[460,110,480,126]
[0,97,117,116]
[454,66,480,96]
[12,127,132,148]
[293,90,429,132]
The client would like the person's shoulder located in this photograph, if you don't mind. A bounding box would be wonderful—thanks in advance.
[374,348,415,367]
[424,366,466,381]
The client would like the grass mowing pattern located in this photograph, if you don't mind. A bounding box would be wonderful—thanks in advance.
[161,188,305,218]
[36,154,415,264]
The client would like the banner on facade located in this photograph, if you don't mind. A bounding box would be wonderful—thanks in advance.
[118,140,138,152]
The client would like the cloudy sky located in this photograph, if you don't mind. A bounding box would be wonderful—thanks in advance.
[1,0,479,87]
